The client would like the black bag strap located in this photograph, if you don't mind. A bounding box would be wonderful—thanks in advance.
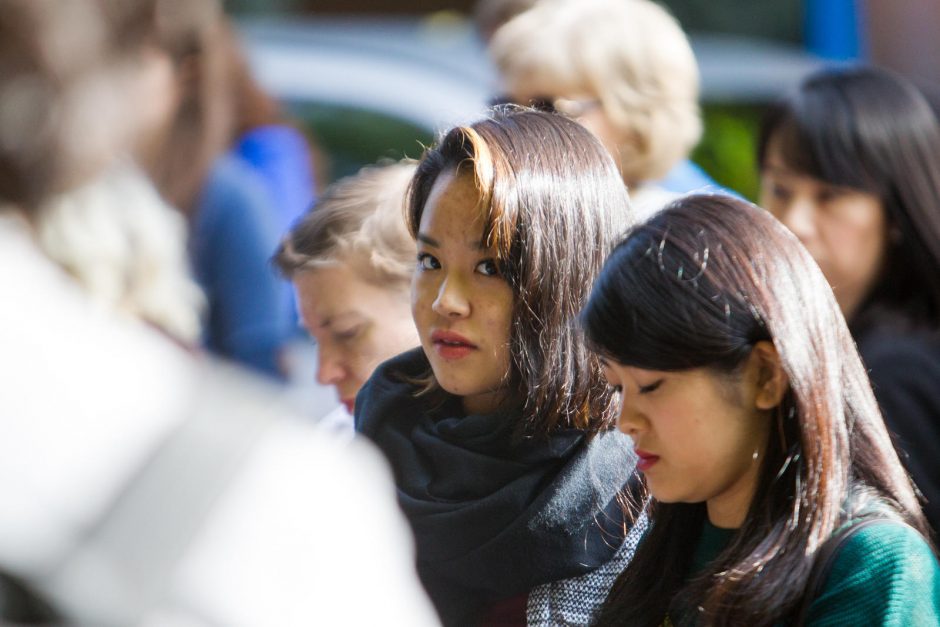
[792,518,890,625]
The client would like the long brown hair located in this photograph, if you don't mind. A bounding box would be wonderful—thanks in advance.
[407,107,634,435]
[585,194,930,625]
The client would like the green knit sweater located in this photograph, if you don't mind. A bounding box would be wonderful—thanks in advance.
[677,519,940,625]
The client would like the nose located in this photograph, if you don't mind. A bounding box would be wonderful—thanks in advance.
[616,401,644,438]
[315,345,347,386]
[777,195,817,244]
[431,274,471,318]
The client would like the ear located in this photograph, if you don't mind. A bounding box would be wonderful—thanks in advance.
[750,340,788,410]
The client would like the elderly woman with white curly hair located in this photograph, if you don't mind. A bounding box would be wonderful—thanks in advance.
[489,0,709,216]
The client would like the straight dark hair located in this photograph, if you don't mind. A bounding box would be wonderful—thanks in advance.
[587,194,930,626]
[407,107,633,435]
[758,65,940,335]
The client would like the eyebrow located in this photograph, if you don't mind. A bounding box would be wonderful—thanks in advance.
[417,233,491,251]
[762,164,790,176]
[416,233,439,247]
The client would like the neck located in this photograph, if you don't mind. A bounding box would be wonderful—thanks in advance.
[461,388,512,416]
[706,461,763,529]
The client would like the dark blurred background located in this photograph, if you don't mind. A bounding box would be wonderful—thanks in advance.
[227,0,938,201]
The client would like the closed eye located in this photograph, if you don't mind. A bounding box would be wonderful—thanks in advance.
[333,326,363,343]
[639,380,663,394]
[417,252,440,271]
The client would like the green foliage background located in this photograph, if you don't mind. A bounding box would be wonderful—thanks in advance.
[292,101,765,201]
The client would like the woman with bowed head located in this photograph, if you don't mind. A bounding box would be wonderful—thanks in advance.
[759,66,940,536]
[273,160,419,429]
[585,194,939,626]
[355,108,640,626]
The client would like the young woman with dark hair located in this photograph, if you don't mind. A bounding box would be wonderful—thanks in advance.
[587,194,939,626]
[758,66,940,536]
[354,108,640,626]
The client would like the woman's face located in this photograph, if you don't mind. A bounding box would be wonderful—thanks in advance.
[411,169,515,415]
[294,261,419,413]
[760,142,889,319]
[603,356,771,528]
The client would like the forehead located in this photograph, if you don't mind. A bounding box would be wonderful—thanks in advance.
[509,72,594,102]
[419,169,488,237]
[294,263,386,320]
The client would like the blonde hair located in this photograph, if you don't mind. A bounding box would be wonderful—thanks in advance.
[273,160,417,288]
[489,0,702,184]
[37,162,205,344]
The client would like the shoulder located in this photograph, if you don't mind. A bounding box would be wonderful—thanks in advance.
[809,521,940,625]
[172,399,438,625]
[236,125,310,162]
[857,328,940,377]
[196,154,272,228]
[855,327,940,418]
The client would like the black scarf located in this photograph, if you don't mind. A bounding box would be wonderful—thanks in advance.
[355,348,637,626]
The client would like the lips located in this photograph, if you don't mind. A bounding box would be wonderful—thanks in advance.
[635,448,660,472]
[430,329,478,360]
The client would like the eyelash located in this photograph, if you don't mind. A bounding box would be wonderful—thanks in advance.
[476,259,501,277]
[639,380,663,394]
[334,327,362,342]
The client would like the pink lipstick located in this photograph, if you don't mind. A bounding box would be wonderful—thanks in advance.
[430,330,477,360]
[635,449,660,472]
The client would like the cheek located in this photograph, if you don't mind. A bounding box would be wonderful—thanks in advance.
[578,113,619,153]
[486,291,514,348]
[826,212,887,271]
[411,279,431,327]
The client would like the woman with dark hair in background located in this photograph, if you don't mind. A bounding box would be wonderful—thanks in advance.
[588,194,939,626]
[355,108,640,626]
[759,66,940,536]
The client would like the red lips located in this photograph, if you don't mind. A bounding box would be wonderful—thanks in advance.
[430,330,477,360]
[635,448,660,472]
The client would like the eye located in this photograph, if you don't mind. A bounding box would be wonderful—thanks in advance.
[638,379,663,394]
[764,181,790,201]
[333,325,363,342]
[475,258,501,277]
[417,252,440,271]
[816,186,846,204]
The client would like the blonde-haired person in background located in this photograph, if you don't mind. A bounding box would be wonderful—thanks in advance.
[36,162,204,346]
[489,0,708,216]
[274,160,420,432]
